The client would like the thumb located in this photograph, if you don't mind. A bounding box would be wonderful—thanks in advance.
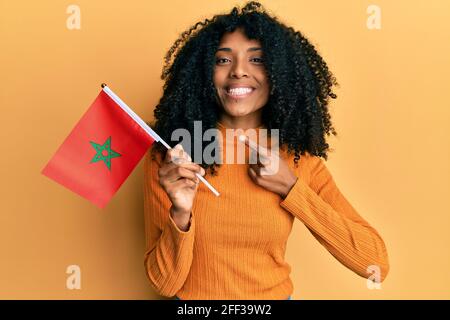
[173,143,192,162]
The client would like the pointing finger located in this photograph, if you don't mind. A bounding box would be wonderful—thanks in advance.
[239,135,270,165]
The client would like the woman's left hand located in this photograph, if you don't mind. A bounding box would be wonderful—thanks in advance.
[241,135,298,199]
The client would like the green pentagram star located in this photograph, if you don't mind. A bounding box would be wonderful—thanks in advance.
[89,136,121,171]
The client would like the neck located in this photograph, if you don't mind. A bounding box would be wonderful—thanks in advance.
[218,112,263,130]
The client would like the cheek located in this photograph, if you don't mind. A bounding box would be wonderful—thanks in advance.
[213,68,226,88]
[212,69,218,88]
[258,80,270,100]
[212,80,221,99]
[256,72,270,95]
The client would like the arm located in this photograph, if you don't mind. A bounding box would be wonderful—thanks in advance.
[280,155,390,282]
[143,151,195,297]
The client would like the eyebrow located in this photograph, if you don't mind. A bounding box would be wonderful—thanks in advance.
[216,47,262,52]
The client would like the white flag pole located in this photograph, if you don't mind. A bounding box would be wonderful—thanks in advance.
[101,84,220,197]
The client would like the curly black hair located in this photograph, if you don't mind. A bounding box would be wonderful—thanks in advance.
[150,1,339,176]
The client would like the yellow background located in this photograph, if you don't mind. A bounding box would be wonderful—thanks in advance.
[1,0,449,299]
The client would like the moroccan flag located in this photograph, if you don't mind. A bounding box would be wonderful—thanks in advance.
[42,86,157,208]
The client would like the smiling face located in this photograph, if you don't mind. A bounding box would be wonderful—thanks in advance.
[213,28,270,129]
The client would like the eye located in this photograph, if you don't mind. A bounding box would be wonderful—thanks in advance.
[251,57,264,64]
[215,58,230,64]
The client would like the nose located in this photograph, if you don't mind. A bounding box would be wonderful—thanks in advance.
[230,58,249,78]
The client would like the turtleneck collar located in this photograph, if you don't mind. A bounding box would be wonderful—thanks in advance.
[217,121,265,130]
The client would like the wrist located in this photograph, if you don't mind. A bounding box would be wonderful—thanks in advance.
[170,206,192,231]
[281,175,298,199]
[170,205,191,217]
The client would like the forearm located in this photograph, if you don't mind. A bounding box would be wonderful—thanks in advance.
[144,210,195,297]
[281,178,390,281]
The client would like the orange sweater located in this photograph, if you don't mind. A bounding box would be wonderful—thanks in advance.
[143,122,389,299]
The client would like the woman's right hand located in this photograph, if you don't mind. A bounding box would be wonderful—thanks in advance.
[158,144,205,229]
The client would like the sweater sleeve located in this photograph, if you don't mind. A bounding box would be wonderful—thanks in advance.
[280,155,390,282]
[143,150,196,297]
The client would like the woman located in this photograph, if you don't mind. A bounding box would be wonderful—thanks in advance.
[143,1,389,300]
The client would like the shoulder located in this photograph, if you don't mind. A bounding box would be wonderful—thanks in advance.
[278,146,328,184]
[279,145,316,169]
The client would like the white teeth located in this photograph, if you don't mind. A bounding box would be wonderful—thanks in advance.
[227,87,253,96]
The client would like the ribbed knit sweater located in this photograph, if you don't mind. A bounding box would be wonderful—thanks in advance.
[143,122,389,299]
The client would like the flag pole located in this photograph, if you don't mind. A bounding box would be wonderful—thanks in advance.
[101,83,220,197]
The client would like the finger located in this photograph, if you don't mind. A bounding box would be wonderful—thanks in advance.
[248,166,271,189]
[159,161,205,177]
[248,166,261,184]
[164,144,191,164]
[166,166,201,184]
[249,163,261,176]
[170,178,199,191]
[164,146,182,164]
[239,135,270,165]
[174,144,192,162]
[239,135,268,155]
[249,146,269,169]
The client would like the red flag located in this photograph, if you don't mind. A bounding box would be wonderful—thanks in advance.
[42,89,155,208]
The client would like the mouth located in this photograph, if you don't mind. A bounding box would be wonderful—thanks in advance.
[224,87,255,99]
